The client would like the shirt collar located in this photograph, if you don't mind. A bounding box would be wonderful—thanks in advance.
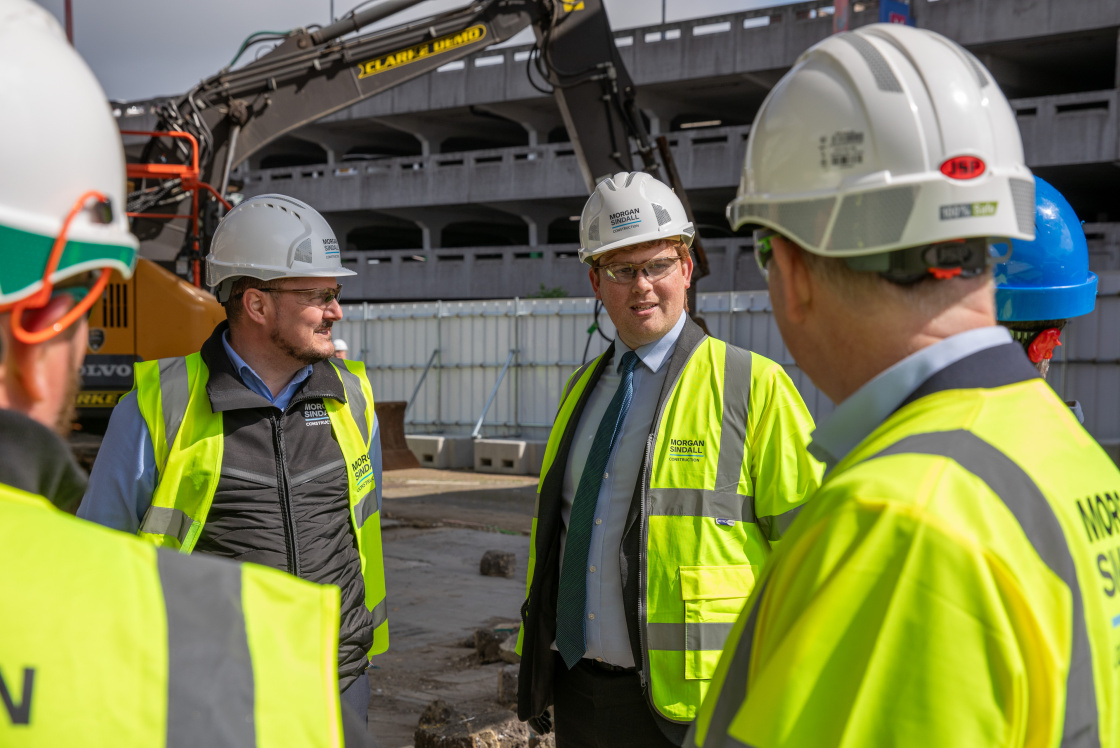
[619,310,687,374]
[809,326,1013,469]
[221,330,314,406]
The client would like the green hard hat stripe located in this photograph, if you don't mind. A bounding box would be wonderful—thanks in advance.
[0,222,136,301]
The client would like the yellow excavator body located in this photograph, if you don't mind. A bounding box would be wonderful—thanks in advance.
[78,258,225,418]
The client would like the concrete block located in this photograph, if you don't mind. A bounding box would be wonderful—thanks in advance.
[497,666,518,706]
[407,434,475,469]
[474,439,547,475]
[524,441,548,476]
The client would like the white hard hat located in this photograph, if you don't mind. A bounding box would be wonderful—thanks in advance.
[332,338,348,352]
[578,172,695,264]
[0,0,137,308]
[207,194,355,301]
[727,24,1035,258]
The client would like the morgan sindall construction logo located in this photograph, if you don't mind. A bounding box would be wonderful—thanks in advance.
[610,208,641,233]
[304,402,330,426]
[669,437,705,463]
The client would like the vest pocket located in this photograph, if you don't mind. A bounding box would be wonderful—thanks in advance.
[679,564,756,681]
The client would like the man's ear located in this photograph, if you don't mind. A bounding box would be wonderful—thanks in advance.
[9,295,73,403]
[588,266,602,300]
[769,235,814,325]
[243,288,271,325]
[681,250,693,289]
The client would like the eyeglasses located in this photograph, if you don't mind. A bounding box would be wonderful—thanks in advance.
[754,230,778,281]
[259,284,343,308]
[598,256,682,284]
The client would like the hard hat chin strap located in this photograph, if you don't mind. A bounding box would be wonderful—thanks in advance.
[844,237,996,285]
[0,191,114,345]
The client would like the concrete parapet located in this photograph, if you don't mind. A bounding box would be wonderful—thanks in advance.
[406,434,475,469]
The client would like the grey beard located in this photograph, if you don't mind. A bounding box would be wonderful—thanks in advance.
[269,324,334,366]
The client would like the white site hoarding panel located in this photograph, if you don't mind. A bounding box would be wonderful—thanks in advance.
[336,273,1119,452]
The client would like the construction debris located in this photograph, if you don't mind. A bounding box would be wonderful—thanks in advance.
[497,666,518,706]
[414,699,529,748]
[480,550,517,578]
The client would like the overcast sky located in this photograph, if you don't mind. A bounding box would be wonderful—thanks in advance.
[34,0,793,101]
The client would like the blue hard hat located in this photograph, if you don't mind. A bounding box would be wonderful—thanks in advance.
[995,176,1097,322]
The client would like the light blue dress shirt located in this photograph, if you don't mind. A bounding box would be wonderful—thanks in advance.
[555,310,687,667]
[78,332,382,532]
[809,326,1014,471]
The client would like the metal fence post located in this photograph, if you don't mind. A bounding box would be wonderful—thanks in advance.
[472,349,518,439]
[514,297,521,435]
[436,299,443,430]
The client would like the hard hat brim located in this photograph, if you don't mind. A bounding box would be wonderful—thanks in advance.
[578,228,694,265]
[996,272,1098,322]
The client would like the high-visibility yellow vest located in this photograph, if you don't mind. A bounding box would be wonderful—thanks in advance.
[690,377,1120,748]
[0,482,345,746]
[520,337,820,723]
[131,353,388,657]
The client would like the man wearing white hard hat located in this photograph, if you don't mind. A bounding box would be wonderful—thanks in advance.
[0,0,371,744]
[516,171,822,746]
[82,193,388,725]
[688,24,1119,748]
[334,338,349,359]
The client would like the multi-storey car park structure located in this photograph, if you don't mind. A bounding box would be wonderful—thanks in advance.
[116,0,1120,303]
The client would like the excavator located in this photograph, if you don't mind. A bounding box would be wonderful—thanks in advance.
[78,0,710,423]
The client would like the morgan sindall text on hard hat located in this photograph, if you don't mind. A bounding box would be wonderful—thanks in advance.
[578,172,696,264]
[0,0,137,326]
[206,193,355,301]
[727,23,1035,273]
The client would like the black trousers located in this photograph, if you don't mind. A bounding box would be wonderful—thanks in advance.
[553,652,678,748]
[341,671,370,728]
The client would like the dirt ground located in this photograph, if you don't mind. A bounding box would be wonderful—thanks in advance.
[365,468,539,747]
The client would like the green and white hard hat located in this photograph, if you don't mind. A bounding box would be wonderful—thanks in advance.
[0,0,137,309]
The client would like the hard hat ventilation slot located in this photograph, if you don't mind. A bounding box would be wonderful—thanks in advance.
[604,179,617,191]
[829,186,917,251]
[1009,178,1036,236]
[841,34,903,93]
[651,202,673,227]
[625,172,639,187]
[588,219,601,242]
[294,238,313,264]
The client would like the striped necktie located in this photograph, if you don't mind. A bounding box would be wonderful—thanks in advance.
[555,350,640,669]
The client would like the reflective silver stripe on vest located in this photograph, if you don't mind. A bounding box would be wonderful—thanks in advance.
[139,506,194,544]
[770,503,804,537]
[647,621,736,652]
[158,357,190,451]
[688,582,767,748]
[649,489,755,523]
[158,549,255,747]
[354,490,378,528]
[866,430,1100,746]
[715,346,751,492]
[291,458,346,487]
[369,597,389,628]
[332,362,369,445]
